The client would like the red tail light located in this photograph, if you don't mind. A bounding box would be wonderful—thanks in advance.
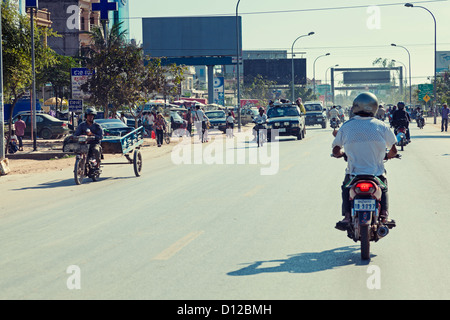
[356,182,375,193]
[398,127,406,133]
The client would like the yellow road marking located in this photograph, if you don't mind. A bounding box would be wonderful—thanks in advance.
[243,185,265,197]
[153,231,204,261]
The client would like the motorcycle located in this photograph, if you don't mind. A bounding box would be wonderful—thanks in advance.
[416,114,425,129]
[73,135,102,185]
[394,126,408,151]
[334,153,401,260]
[330,117,340,129]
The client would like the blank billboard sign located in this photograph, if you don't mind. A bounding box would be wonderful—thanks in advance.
[244,59,306,85]
[343,71,391,84]
[142,16,241,58]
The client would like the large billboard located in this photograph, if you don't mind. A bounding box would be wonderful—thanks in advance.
[343,71,391,84]
[142,16,241,59]
[437,51,450,73]
[244,59,306,85]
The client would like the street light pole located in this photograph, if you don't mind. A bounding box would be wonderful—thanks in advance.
[391,43,412,109]
[29,5,38,151]
[313,53,330,97]
[405,3,437,124]
[236,0,242,131]
[0,3,5,162]
[392,59,408,96]
[291,32,314,103]
[325,64,338,108]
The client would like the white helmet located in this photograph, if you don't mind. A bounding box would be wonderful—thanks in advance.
[352,92,378,117]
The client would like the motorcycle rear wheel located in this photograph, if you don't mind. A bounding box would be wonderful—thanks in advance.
[360,225,371,260]
[74,158,86,185]
[133,149,142,177]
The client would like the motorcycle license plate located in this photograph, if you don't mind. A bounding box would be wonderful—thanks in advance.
[279,128,286,132]
[354,199,376,211]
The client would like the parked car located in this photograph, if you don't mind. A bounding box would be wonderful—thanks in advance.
[10,112,70,139]
[170,109,188,132]
[240,108,259,125]
[304,102,327,128]
[94,119,135,137]
[266,103,306,141]
[205,110,227,133]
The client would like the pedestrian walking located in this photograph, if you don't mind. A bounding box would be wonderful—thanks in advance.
[185,108,193,137]
[154,113,167,147]
[441,104,449,132]
[194,105,207,142]
[14,115,26,151]
[226,112,235,138]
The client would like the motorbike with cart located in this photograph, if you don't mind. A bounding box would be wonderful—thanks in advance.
[69,127,144,185]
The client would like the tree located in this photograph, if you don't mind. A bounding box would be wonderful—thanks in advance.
[2,1,56,152]
[436,71,450,104]
[287,84,316,102]
[81,22,133,118]
[242,75,277,106]
[37,54,80,112]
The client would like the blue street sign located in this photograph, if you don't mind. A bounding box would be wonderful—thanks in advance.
[92,0,118,21]
[25,0,38,8]
[71,68,94,77]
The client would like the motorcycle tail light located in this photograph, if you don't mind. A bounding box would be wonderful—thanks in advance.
[355,182,375,193]
[399,127,406,133]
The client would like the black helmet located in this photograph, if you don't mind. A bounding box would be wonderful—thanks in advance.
[85,107,97,117]
[397,101,405,109]
[352,92,378,116]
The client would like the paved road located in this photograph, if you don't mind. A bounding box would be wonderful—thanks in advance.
[0,121,449,299]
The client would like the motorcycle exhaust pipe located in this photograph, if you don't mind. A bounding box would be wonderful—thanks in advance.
[377,225,389,238]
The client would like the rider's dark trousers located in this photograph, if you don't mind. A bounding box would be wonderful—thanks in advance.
[341,174,389,217]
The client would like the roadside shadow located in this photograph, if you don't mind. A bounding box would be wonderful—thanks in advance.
[10,175,129,190]
[227,246,371,276]
[12,178,77,190]
[237,137,296,148]
[411,135,450,139]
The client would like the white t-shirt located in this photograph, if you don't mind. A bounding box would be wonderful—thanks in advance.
[195,109,205,122]
[329,108,339,119]
[332,116,397,176]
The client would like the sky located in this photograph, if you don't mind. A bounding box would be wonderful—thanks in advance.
[128,0,450,86]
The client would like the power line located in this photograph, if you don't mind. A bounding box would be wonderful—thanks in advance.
[125,0,447,19]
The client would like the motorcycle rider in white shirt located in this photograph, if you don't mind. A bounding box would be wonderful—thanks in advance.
[332,92,398,230]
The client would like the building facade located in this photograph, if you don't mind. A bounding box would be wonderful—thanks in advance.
[38,0,129,57]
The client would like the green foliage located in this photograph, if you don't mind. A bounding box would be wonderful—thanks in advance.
[242,75,277,106]
[37,54,80,110]
[82,22,186,120]
[2,1,57,153]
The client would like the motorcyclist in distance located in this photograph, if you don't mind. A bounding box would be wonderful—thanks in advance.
[252,107,267,141]
[332,92,398,230]
[74,108,103,170]
[329,105,340,126]
[391,101,411,143]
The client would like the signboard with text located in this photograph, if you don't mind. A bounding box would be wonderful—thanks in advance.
[418,84,433,101]
[71,68,94,100]
[213,77,224,106]
[69,99,83,112]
